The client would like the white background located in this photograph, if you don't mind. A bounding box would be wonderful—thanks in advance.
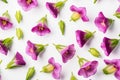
[0,0,120,80]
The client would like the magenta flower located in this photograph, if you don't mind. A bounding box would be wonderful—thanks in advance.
[46,0,67,18]
[0,37,13,55]
[76,30,95,48]
[103,59,120,80]
[114,5,120,19]
[101,37,119,56]
[0,17,13,30]
[18,0,38,11]
[70,5,89,22]
[94,12,114,33]
[40,57,62,79]
[54,44,76,63]
[26,40,48,60]
[31,15,51,36]
[77,56,98,78]
[6,52,26,69]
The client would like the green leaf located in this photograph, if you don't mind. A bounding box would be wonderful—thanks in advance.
[26,67,35,80]
[58,20,65,35]
[70,72,78,80]
[1,0,8,3]
[88,48,101,57]
[16,28,23,40]
[2,10,10,19]
[15,10,23,23]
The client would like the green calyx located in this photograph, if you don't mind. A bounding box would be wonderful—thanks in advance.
[1,0,8,3]
[84,30,96,40]
[108,18,114,25]
[103,65,117,74]
[35,44,48,54]
[77,56,88,67]
[40,64,54,73]
[88,48,101,57]
[53,43,66,52]
[110,39,119,48]
[26,67,35,80]
[94,0,97,4]
[2,37,13,49]
[55,0,67,9]
[16,28,23,40]
[113,12,120,19]
[6,58,16,69]
[15,10,23,23]
[58,20,65,35]
[0,59,2,64]
[70,12,81,22]
[70,72,78,80]
[38,15,47,24]
[2,10,10,19]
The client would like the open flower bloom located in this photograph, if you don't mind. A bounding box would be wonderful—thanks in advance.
[40,57,62,79]
[94,12,114,33]
[101,37,119,56]
[0,37,13,55]
[77,56,98,78]
[46,0,67,18]
[114,5,120,19]
[76,30,95,48]
[0,17,13,30]
[6,52,26,69]
[103,59,120,80]
[31,15,51,36]
[70,5,89,22]
[26,40,48,60]
[18,0,38,11]
[53,44,76,63]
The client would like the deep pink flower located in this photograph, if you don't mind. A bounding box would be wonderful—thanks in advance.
[54,44,76,63]
[78,61,98,78]
[31,23,51,36]
[101,37,119,56]
[18,0,38,11]
[31,15,51,36]
[70,5,89,22]
[26,40,48,60]
[46,0,67,18]
[75,30,95,48]
[6,52,26,69]
[41,57,62,79]
[0,17,13,30]
[103,59,120,80]
[94,12,114,33]
[0,37,13,55]
[114,5,120,19]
